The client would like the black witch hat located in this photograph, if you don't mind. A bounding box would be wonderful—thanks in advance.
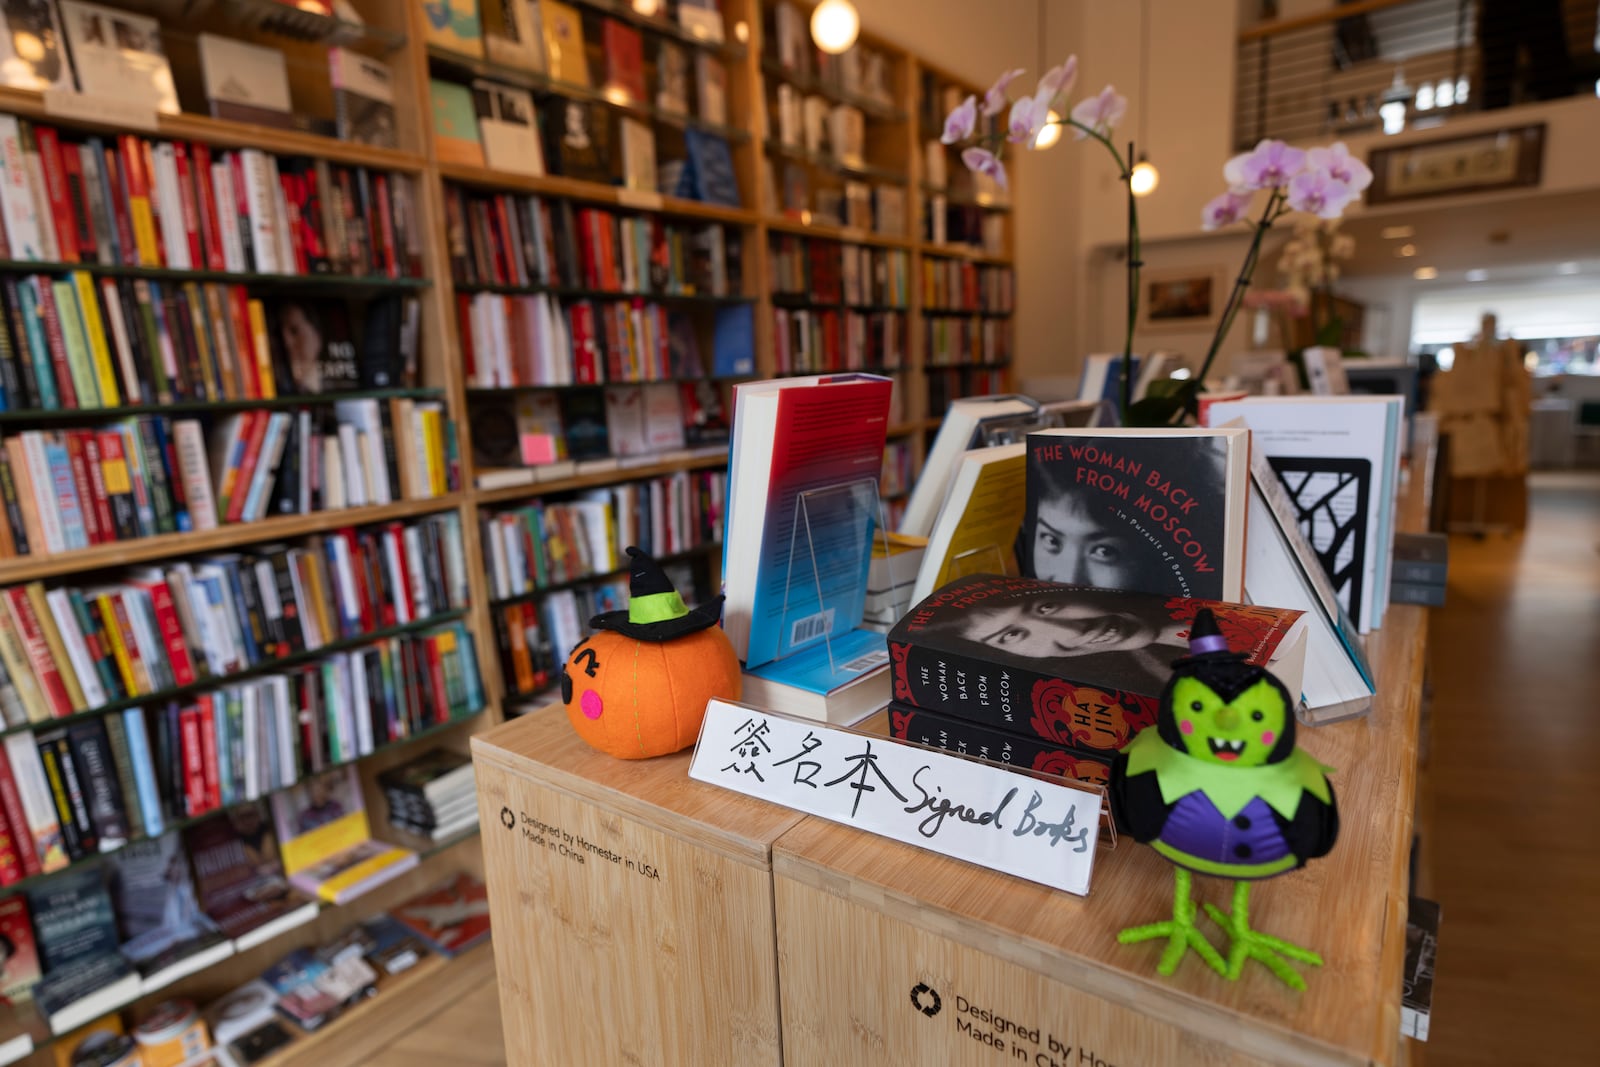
[589,546,725,642]
[1177,608,1243,663]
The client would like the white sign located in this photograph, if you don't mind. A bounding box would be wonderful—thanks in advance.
[689,700,1102,896]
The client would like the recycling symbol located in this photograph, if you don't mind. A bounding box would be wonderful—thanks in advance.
[500,806,516,830]
[909,983,941,1017]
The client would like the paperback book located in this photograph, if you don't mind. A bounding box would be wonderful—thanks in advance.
[108,834,233,993]
[27,869,138,1035]
[887,703,1113,788]
[392,872,490,957]
[184,802,319,949]
[270,766,417,905]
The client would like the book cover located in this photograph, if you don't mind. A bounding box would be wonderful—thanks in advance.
[887,574,1305,752]
[27,867,120,974]
[420,0,483,56]
[429,79,486,168]
[391,872,490,956]
[4,734,67,872]
[183,802,306,941]
[260,949,341,1032]
[106,833,227,979]
[600,19,645,104]
[1402,896,1440,1041]
[329,48,398,150]
[685,129,739,207]
[197,32,293,128]
[694,53,726,126]
[482,0,545,71]
[911,442,1026,604]
[274,299,360,396]
[540,0,588,86]
[618,118,655,193]
[656,41,689,115]
[888,702,1113,788]
[546,99,613,185]
[0,0,72,92]
[58,2,179,114]
[0,895,40,1000]
[269,766,416,904]
[1020,428,1250,602]
[357,914,426,974]
[471,80,544,177]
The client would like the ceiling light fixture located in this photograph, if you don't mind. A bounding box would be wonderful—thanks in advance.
[1397,244,1417,257]
[810,0,859,55]
[1413,266,1438,280]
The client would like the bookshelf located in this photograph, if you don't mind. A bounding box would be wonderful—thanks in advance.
[0,0,1019,1061]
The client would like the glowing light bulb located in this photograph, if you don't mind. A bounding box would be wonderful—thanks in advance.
[1033,110,1063,149]
[810,0,859,55]
[1130,160,1160,197]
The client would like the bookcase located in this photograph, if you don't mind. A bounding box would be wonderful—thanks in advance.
[0,0,1020,1062]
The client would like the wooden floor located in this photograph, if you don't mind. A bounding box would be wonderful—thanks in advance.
[367,472,1600,1066]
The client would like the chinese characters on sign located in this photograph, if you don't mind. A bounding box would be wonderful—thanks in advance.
[690,700,1103,895]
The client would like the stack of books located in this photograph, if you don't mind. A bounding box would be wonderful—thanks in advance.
[392,872,491,958]
[1390,532,1448,607]
[378,749,477,844]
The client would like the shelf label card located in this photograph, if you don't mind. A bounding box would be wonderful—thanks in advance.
[44,90,158,132]
[690,700,1101,896]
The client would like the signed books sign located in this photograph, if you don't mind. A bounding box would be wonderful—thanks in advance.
[689,700,1101,895]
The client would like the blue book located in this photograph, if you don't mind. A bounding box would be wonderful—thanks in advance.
[86,138,122,267]
[149,417,192,532]
[684,129,740,208]
[712,305,755,377]
[740,629,891,724]
[17,280,59,410]
[122,708,164,837]
[45,438,88,550]
[28,868,122,973]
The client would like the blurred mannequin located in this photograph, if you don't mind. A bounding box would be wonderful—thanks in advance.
[1428,312,1530,476]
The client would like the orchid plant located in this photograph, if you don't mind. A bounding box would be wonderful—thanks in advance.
[940,60,1144,418]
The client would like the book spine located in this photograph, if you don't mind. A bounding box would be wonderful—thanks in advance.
[120,708,163,837]
[146,578,197,688]
[36,739,83,859]
[101,714,145,841]
[63,431,103,547]
[79,433,116,544]
[4,588,71,718]
[1,735,64,873]
[32,126,77,263]
[178,706,206,817]
[73,592,123,703]
[119,135,160,266]
[26,582,85,712]
[72,272,119,405]
[66,723,128,850]
[0,744,39,878]
[197,695,220,813]
[35,281,79,409]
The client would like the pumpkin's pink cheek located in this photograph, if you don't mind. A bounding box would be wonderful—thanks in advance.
[581,690,604,720]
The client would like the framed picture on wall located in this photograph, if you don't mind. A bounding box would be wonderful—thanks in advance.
[1366,124,1545,204]
[1138,267,1223,332]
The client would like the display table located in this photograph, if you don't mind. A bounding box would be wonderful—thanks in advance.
[471,708,803,1066]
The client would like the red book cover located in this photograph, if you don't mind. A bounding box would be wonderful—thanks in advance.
[456,293,476,380]
[4,588,72,717]
[59,142,95,261]
[393,873,490,956]
[34,281,78,408]
[33,125,79,263]
[82,432,121,541]
[0,750,40,880]
[575,208,599,289]
[374,174,398,278]
[179,705,206,817]
[569,302,600,384]
[225,412,272,524]
[67,431,109,545]
[197,693,220,811]
[0,896,40,998]
[490,198,514,285]
[172,142,204,270]
[103,144,138,266]
[140,576,197,688]
[601,20,647,104]
[0,792,23,885]
[141,139,169,265]
[600,217,619,290]
[191,142,226,271]
[343,529,376,633]
[423,633,449,724]
[228,287,261,398]
[278,170,308,274]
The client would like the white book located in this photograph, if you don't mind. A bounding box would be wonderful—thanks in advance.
[44,589,106,708]
[351,651,374,757]
[899,396,1035,539]
[0,116,43,259]
[335,424,365,507]
[122,587,170,691]
[619,118,656,193]
[152,143,191,269]
[58,2,179,113]
[239,150,280,273]
[268,156,296,274]
[21,140,55,262]
[99,277,142,402]
[328,532,360,631]
[287,553,319,651]
[4,733,65,873]
[384,531,414,623]
[20,433,66,554]
[474,81,545,176]
[402,525,431,617]
[172,419,219,531]
[322,436,346,510]
[243,413,292,522]
[211,162,247,272]
[241,682,260,800]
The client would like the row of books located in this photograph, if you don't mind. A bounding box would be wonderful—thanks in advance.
[446,185,744,298]
[922,139,1009,209]
[773,308,904,377]
[0,513,469,727]
[926,317,1012,368]
[379,748,476,845]
[496,559,710,700]
[927,367,1007,414]
[0,116,421,279]
[766,3,896,110]
[769,237,909,308]
[460,291,753,389]
[771,89,870,166]
[770,162,907,237]
[0,398,456,556]
[881,439,915,499]
[925,199,1008,254]
[481,468,727,601]
[923,260,1015,313]
[0,274,419,411]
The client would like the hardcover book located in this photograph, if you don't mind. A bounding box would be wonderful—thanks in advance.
[430,79,486,167]
[28,868,138,1034]
[184,802,318,947]
[270,767,417,905]
[898,395,1036,539]
[471,80,544,177]
[482,0,545,71]
[684,129,739,207]
[0,895,40,1000]
[330,48,399,150]
[391,872,490,957]
[0,0,72,92]
[656,41,689,115]
[58,2,179,115]
[618,117,655,193]
[1020,427,1250,602]
[197,33,293,128]
[911,442,1026,605]
[420,0,484,57]
[887,574,1308,752]
[600,19,645,104]
[545,98,613,185]
[887,703,1113,788]
[540,0,589,85]
[107,834,232,990]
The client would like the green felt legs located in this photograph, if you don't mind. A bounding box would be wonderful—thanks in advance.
[1202,880,1325,991]
[1116,867,1228,978]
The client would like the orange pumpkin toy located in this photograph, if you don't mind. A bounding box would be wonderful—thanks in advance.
[561,547,742,759]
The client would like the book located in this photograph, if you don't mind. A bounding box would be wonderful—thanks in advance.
[600,19,645,103]
[107,833,232,992]
[1020,427,1251,602]
[1402,897,1440,1041]
[1204,395,1404,632]
[540,0,589,85]
[197,33,292,128]
[887,703,1113,788]
[57,2,179,114]
[482,0,545,71]
[184,802,319,949]
[694,53,727,126]
[1076,353,1140,407]
[3,735,67,873]
[677,0,724,42]
[0,896,39,1000]
[357,914,426,974]
[391,872,490,956]
[911,442,1026,604]
[656,41,689,115]
[899,395,1036,539]
[206,978,280,1047]
[0,0,71,92]
[1393,531,1447,586]
[430,80,486,167]
[888,574,1308,753]
[684,129,739,207]
[618,118,656,193]
[471,80,544,176]
[740,628,891,725]
[545,98,612,184]
[270,766,417,905]
[28,868,138,1034]
[329,48,399,150]
[260,949,345,1032]
[420,0,484,57]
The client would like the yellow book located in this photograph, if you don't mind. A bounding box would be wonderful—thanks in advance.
[541,1,590,86]
[71,272,120,407]
[0,610,49,724]
[25,583,84,712]
[276,766,417,903]
[421,0,483,56]
[420,409,444,497]
[96,593,142,697]
[247,299,276,399]
[911,443,1027,604]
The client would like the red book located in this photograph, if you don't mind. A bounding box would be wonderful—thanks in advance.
[103,144,137,267]
[59,144,95,261]
[278,170,308,274]
[33,281,77,408]
[33,125,79,263]
[569,302,601,384]
[456,293,476,380]
[342,529,376,633]
[423,633,449,724]
[190,142,226,271]
[0,897,39,998]
[107,591,152,695]
[141,139,169,266]
[82,432,121,541]
[0,801,23,886]
[393,873,491,956]
[179,705,207,817]
[374,174,398,278]
[197,694,220,811]
[4,588,71,718]
[65,431,107,545]
[225,412,272,524]
[0,749,41,879]
[386,524,414,625]
[137,576,197,688]
[601,20,647,104]
[172,142,204,270]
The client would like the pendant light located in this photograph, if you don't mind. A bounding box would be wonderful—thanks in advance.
[811,0,859,55]
[1131,0,1160,196]
[1031,0,1063,150]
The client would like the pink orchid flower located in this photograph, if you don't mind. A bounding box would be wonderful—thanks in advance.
[1007,91,1054,145]
[941,94,977,145]
[1069,85,1127,139]
[1225,139,1308,190]
[982,68,1025,117]
[1287,170,1356,219]
[1037,56,1078,100]
[1306,141,1373,193]
[1201,190,1254,230]
[961,146,1008,190]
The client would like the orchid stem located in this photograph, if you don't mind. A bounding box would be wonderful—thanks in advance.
[1194,190,1283,402]
[1122,139,1140,424]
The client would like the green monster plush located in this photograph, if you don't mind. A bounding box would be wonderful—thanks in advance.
[1110,608,1339,990]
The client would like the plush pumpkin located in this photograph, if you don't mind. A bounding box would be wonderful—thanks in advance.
[561,547,742,759]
